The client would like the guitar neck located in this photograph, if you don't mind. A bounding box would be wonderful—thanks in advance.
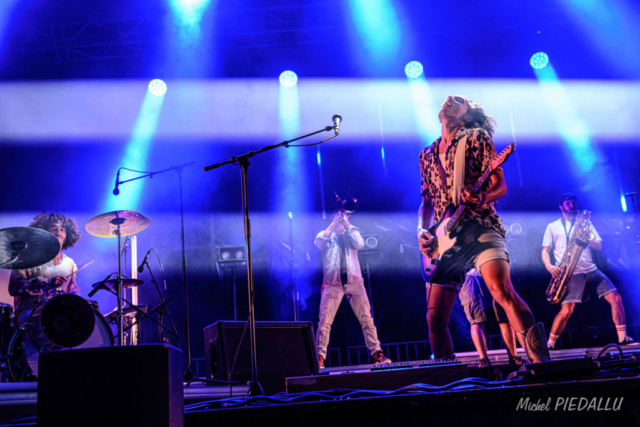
[445,165,493,233]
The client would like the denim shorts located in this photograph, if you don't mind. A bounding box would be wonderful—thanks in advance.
[427,220,510,292]
[457,273,509,325]
[562,268,617,304]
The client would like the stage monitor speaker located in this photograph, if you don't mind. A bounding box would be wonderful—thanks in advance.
[204,321,319,394]
[38,344,183,427]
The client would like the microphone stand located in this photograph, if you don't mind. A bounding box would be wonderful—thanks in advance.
[140,257,178,343]
[204,125,337,396]
[289,213,299,321]
[114,161,196,381]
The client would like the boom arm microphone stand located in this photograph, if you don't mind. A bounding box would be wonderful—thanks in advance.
[204,122,339,396]
[114,161,196,381]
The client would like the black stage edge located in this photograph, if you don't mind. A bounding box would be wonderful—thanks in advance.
[185,376,640,427]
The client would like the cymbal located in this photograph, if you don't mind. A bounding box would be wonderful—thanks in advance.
[91,278,144,290]
[85,211,151,238]
[0,227,61,270]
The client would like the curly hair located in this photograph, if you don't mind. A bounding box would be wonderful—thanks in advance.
[29,212,81,250]
[462,99,497,137]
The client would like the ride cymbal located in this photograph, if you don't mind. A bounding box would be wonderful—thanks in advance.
[85,210,151,238]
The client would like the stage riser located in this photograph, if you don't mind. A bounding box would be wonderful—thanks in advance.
[287,363,468,393]
[186,377,640,427]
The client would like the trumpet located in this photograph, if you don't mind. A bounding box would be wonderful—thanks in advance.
[334,192,359,216]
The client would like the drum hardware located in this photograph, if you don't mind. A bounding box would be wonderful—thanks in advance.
[204,119,339,392]
[105,305,148,345]
[110,162,196,382]
[91,277,179,345]
[0,227,60,269]
[137,249,178,344]
[85,210,151,346]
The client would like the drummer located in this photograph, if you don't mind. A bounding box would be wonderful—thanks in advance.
[9,213,82,327]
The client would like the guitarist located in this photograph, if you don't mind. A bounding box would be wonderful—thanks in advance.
[418,95,550,363]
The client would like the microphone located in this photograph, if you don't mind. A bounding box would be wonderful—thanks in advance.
[88,274,113,298]
[113,169,120,196]
[625,192,637,196]
[137,249,152,273]
[332,114,342,136]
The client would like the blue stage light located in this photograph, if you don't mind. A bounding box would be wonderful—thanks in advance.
[530,52,549,70]
[148,79,167,97]
[405,61,424,79]
[279,71,298,88]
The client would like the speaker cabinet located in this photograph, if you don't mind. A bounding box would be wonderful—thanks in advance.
[38,344,183,427]
[204,321,319,394]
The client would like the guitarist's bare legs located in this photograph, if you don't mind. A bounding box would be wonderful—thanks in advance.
[480,259,535,333]
[426,286,458,359]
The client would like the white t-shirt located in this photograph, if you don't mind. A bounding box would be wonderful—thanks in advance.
[542,218,601,274]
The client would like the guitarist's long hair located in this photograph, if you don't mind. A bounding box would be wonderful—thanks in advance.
[462,100,497,137]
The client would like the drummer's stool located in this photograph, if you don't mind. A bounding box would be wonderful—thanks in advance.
[38,344,183,427]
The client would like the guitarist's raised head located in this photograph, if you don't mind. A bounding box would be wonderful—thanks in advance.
[439,95,496,138]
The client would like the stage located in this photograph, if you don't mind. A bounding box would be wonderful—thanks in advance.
[1,344,639,426]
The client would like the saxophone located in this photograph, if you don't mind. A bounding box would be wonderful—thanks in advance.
[545,210,595,304]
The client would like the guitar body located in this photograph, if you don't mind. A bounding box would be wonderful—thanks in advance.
[418,142,516,284]
[421,203,464,282]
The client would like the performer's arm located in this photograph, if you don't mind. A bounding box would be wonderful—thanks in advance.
[542,246,562,278]
[461,162,507,206]
[587,224,602,251]
[461,130,507,206]
[315,217,339,249]
[588,240,602,251]
[66,274,81,296]
[342,216,364,249]
[9,269,46,297]
[418,198,435,256]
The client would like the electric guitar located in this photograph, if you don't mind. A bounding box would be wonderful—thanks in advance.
[420,143,515,282]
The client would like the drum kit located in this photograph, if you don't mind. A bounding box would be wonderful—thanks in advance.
[0,210,172,382]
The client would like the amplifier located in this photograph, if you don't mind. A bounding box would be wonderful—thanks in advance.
[204,321,319,394]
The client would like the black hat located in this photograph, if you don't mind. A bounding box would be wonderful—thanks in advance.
[558,193,578,205]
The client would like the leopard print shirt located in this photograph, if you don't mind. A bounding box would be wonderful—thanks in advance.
[419,127,505,237]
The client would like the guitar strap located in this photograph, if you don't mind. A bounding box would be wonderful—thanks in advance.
[434,130,468,206]
[452,131,468,206]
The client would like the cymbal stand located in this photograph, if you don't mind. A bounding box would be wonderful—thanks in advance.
[204,124,337,396]
[109,217,126,346]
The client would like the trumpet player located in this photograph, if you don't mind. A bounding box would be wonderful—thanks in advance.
[314,208,391,369]
[542,193,635,349]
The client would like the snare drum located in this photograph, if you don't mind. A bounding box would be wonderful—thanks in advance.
[6,297,114,381]
[0,303,14,358]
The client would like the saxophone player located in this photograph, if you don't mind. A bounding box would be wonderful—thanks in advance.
[542,193,636,349]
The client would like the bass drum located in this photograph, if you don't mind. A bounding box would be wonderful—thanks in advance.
[0,303,14,358]
[6,309,114,382]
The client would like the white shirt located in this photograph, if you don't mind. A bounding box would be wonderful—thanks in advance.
[542,218,601,274]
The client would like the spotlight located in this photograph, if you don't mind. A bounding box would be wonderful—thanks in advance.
[530,52,549,70]
[279,71,298,88]
[148,79,167,96]
[405,61,424,79]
